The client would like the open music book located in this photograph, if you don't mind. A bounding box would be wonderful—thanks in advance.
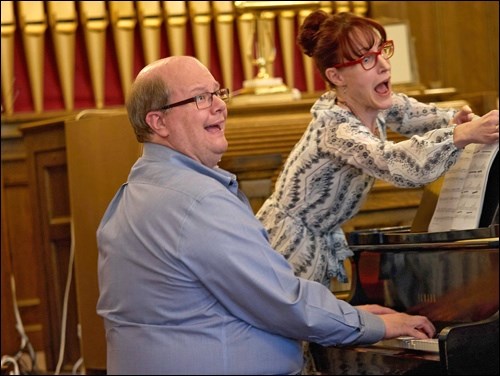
[427,142,499,233]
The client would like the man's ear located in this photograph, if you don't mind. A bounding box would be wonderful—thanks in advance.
[145,111,169,137]
[325,67,345,87]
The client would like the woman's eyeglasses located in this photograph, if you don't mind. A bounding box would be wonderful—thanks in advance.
[156,88,230,111]
[333,40,394,71]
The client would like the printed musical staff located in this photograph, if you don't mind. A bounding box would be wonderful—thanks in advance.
[428,142,499,232]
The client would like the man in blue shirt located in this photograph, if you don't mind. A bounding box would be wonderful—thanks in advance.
[96,55,435,375]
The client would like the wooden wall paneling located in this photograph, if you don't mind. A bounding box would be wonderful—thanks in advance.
[19,118,80,372]
[452,90,499,116]
[371,2,442,89]
[371,1,499,95]
[1,168,20,358]
[1,127,45,354]
[434,1,498,94]
[401,2,440,89]
[2,160,44,349]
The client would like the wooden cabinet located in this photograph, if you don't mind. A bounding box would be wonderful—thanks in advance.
[64,112,141,372]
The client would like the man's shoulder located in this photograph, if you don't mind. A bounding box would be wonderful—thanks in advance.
[131,163,227,199]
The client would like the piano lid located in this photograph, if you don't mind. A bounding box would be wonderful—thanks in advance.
[347,225,499,246]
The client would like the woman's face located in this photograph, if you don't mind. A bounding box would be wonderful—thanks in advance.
[335,36,393,115]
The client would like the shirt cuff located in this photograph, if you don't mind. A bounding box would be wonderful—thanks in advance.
[351,309,386,345]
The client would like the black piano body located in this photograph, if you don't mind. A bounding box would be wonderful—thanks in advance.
[310,226,499,375]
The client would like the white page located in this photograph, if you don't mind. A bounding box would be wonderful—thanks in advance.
[428,144,476,233]
[428,142,499,232]
[450,143,499,230]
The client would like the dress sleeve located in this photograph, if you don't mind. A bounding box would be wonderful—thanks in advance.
[320,101,462,188]
[384,92,457,137]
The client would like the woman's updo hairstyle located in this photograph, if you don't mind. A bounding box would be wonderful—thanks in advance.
[297,10,387,87]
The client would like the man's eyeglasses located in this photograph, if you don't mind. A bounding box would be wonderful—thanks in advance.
[156,88,230,111]
[333,40,394,71]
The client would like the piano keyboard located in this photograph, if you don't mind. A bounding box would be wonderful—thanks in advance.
[374,336,439,353]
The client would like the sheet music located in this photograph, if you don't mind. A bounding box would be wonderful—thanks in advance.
[428,142,499,232]
[428,144,475,232]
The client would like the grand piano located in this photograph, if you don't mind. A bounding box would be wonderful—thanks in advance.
[311,155,499,375]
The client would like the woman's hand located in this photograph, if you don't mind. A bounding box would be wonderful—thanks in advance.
[453,109,499,148]
[452,105,475,125]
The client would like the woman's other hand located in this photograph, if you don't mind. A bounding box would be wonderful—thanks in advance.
[453,109,499,148]
[452,105,475,125]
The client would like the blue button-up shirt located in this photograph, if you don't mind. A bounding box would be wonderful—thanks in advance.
[97,142,385,375]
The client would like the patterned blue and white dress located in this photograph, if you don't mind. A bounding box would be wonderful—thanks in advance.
[256,90,461,286]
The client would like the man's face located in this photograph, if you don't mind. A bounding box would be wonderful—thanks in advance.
[154,58,229,168]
